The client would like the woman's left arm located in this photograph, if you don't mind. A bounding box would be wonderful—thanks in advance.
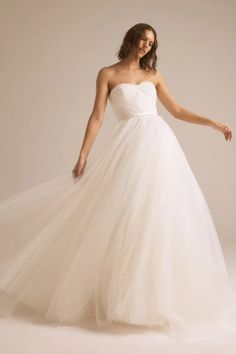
[156,72,233,141]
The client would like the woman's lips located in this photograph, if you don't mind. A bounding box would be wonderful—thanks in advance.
[139,49,145,54]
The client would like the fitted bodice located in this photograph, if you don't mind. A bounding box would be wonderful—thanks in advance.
[109,81,159,122]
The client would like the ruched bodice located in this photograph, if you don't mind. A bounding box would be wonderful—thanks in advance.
[109,80,159,121]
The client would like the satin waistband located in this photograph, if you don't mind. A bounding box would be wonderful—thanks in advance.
[118,112,161,122]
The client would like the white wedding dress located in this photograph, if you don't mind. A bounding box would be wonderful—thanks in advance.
[0,80,235,338]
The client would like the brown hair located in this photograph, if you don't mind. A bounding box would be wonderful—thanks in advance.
[115,23,158,73]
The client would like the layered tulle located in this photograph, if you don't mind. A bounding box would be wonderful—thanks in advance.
[0,112,234,338]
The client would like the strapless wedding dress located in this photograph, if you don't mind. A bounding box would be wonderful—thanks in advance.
[0,80,235,338]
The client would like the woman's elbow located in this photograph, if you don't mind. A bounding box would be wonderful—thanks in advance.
[91,112,104,124]
[173,105,182,119]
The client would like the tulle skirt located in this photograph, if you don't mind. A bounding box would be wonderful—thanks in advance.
[0,113,234,338]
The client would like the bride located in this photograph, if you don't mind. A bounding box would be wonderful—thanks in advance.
[72,24,232,178]
[0,22,234,339]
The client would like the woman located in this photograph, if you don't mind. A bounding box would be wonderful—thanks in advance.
[0,23,234,339]
[72,24,232,178]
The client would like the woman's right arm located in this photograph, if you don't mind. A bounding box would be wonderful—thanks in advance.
[72,67,110,179]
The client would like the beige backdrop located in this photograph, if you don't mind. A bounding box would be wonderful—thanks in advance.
[0,0,235,241]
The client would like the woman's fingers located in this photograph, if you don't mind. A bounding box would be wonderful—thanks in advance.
[223,125,232,141]
[72,159,87,179]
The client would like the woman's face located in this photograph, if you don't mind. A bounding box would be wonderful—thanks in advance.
[137,29,155,57]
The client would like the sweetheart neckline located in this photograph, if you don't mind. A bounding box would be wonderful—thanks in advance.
[109,80,156,97]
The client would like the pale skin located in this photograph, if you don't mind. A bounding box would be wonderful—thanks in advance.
[72,29,233,179]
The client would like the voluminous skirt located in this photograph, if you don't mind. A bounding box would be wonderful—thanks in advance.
[0,114,234,338]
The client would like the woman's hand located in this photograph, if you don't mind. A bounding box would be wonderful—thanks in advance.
[211,121,233,141]
[72,156,87,179]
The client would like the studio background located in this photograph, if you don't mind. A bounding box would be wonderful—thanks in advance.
[0,0,235,242]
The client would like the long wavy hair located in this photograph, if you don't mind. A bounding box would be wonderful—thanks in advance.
[115,23,158,73]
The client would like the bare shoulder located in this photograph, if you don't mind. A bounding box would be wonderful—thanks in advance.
[96,64,122,95]
[97,64,118,78]
[150,69,164,88]
[96,65,116,88]
[96,66,110,81]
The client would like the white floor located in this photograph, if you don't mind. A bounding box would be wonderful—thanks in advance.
[0,239,236,354]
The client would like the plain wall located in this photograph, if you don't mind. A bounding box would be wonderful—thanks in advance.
[0,0,235,240]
